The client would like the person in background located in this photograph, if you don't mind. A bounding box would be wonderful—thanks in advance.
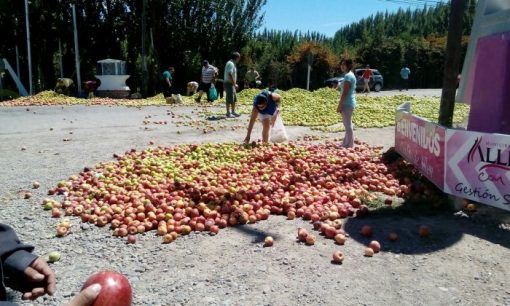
[0,223,100,306]
[224,52,241,118]
[362,65,373,94]
[400,64,411,91]
[244,67,260,89]
[195,60,218,103]
[337,58,357,148]
[161,66,175,104]
[244,90,281,144]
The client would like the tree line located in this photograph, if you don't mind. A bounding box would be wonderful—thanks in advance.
[0,0,477,97]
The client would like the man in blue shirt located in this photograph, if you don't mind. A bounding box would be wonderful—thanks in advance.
[400,64,411,91]
[244,90,282,144]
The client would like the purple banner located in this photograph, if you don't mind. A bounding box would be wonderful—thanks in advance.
[395,111,446,189]
[445,130,510,210]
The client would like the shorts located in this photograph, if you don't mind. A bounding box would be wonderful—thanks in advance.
[161,80,173,97]
[199,82,212,92]
[163,86,173,98]
[225,82,237,104]
[259,113,273,122]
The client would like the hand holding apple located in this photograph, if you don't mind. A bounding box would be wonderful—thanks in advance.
[80,271,132,306]
[65,283,102,306]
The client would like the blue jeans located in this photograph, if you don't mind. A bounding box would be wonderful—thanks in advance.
[341,105,354,148]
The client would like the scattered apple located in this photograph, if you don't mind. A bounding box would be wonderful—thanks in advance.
[388,232,398,241]
[368,240,381,253]
[127,235,136,244]
[332,251,344,264]
[264,236,274,247]
[305,234,316,245]
[364,247,374,257]
[418,225,430,237]
[56,226,68,237]
[334,234,346,245]
[360,225,373,237]
[162,234,173,244]
[48,251,61,263]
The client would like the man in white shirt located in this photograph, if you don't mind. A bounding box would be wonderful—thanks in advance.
[195,60,218,102]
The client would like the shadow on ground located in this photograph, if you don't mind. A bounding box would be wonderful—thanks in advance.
[231,224,282,244]
[343,206,510,255]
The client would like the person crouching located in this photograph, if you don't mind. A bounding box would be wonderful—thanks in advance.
[244,90,281,144]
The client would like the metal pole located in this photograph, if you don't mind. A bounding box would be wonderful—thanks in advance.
[24,0,33,95]
[72,4,82,95]
[15,45,20,79]
[438,0,467,127]
[14,18,21,79]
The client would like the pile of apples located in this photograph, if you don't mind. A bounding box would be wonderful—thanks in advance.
[44,142,414,243]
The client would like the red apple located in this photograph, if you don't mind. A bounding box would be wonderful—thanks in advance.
[418,225,430,237]
[388,232,398,241]
[360,225,373,237]
[81,271,133,306]
[368,240,381,253]
[332,251,344,264]
[127,235,136,244]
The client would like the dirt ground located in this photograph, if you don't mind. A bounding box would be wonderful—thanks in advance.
[1,94,510,306]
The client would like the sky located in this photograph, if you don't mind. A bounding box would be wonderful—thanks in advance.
[261,0,449,37]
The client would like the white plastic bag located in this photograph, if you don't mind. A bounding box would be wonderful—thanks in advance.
[172,94,183,104]
[270,114,288,143]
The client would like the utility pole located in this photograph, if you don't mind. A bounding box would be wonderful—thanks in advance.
[141,0,148,97]
[24,0,33,95]
[72,4,82,95]
[14,18,21,79]
[438,0,467,127]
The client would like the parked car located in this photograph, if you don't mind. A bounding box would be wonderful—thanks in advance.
[324,69,384,92]
[354,68,384,92]
[324,76,344,88]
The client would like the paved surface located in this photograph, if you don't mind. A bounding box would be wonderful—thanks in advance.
[2,94,510,306]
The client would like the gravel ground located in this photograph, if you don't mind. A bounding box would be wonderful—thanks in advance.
[1,95,510,306]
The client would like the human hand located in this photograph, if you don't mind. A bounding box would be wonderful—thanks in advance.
[243,136,250,144]
[65,284,102,306]
[336,104,342,114]
[21,257,56,300]
[235,84,239,91]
